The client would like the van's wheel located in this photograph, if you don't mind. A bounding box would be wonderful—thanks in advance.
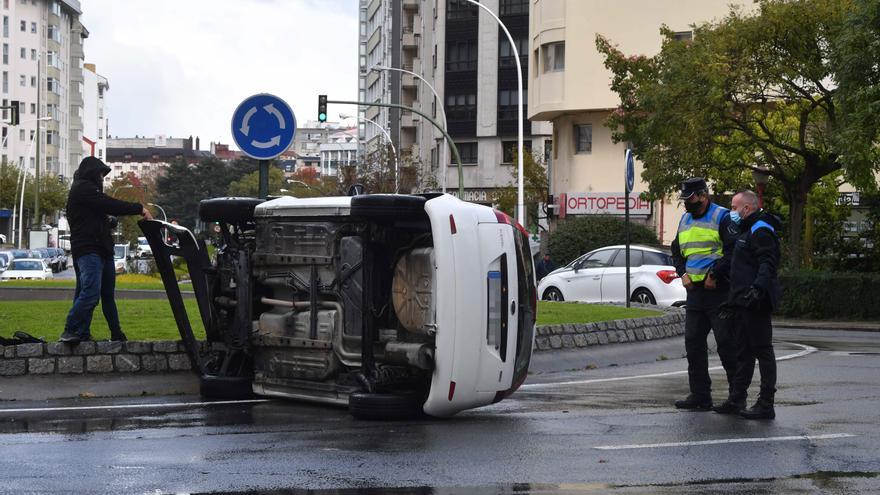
[348,391,424,420]
[199,375,254,400]
[543,287,564,301]
[631,288,656,305]
[198,197,264,224]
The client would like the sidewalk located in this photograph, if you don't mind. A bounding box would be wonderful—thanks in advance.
[774,318,880,332]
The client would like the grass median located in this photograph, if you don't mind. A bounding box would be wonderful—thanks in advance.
[1,299,661,342]
[0,274,177,291]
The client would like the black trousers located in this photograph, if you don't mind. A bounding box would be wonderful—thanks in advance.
[730,309,777,402]
[684,307,738,400]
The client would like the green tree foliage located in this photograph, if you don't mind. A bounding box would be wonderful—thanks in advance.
[493,150,549,230]
[155,157,256,227]
[548,216,659,266]
[227,166,285,197]
[105,173,152,248]
[0,160,69,219]
[595,0,874,268]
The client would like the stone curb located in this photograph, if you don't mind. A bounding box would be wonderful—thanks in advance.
[533,303,685,352]
[0,305,683,376]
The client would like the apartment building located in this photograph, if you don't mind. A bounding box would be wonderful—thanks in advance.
[529,0,753,244]
[1,0,85,182]
[81,62,107,161]
[104,136,212,186]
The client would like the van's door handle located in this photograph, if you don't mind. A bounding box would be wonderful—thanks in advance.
[592,276,601,280]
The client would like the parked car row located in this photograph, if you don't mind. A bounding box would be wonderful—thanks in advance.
[537,245,687,307]
[0,247,66,279]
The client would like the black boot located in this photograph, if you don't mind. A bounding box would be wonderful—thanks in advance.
[740,398,775,420]
[712,398,745,415]
[110,330,128,342]
[59,330,80,345]
[674,395,713,411]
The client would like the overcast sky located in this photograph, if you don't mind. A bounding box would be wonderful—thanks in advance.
[81,0,359,150]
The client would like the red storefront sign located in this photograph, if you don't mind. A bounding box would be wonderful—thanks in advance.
[558,193,652,217]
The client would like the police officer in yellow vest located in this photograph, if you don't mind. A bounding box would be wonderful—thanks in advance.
[671,178,738,411]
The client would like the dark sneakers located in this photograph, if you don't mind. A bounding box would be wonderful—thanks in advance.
[712,399,746,415]
[109,330,128,342]
[58,330,80,345]
[674,395,713,411]
[740,399,775,420]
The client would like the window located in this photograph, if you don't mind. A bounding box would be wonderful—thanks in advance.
[456,142,478,163]
[575,124,592,153]
[499,38,528,68]
[47,77,60,94]
[28,129,33,140]
[19,20,24,32]
[446,93,476,121]
[29,102,34,114]
[29,76,35,87]
[18,129,23,140]
[673,31,693,42]
[1,71,6,93]
[500,0,528,16]
[30,21,35,33]
[19,46,23,59]
[2,16,7,37]
[498,89,527,120]
[582,249,616,268]
[611,249,643,267]
[30,48,34,60]
[542,42,565,73]
[447,0,477,20]
[502,140,532,164]
[47,24,60,42]
[50,1,61,16]
[1,43,5,64]
[643,251,672,266]
[18,74,24,86]
[446,41,477,72]
[97,149,102,159]
[98,129,103,138]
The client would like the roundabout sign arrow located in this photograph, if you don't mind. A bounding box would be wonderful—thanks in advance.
[231,93,297,160]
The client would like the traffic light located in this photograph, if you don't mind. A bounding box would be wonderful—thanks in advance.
[318,95,327,123]
[9,100,19,126]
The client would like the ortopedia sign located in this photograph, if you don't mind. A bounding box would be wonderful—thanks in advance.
[561,193,652,216]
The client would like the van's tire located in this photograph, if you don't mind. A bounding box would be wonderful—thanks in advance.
[198,197,264,224]
[199,375,254,400]
[348,391,425,420]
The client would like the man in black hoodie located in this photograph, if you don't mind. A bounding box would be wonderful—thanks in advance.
[59,157,153,345]
[713,190,782,420]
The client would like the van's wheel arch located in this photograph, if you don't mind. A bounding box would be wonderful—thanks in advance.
[198,197,264,224]
[348,391,425,420]
[199,375,254,400]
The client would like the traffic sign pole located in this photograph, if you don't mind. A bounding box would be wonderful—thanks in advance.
[259,160,269,199]
[625,149,635,308]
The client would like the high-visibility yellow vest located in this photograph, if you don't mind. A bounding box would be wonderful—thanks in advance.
[677,202,728,282]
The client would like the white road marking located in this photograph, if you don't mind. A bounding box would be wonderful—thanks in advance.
[0,399,270,414]
[594,433,855,450]
[522,342,817,390]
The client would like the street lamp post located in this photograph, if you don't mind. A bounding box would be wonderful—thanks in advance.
[464,0,525,228]
[147,202,167,222]
[362,118,400,192]
[370,65,450,193]
[9,116,52,248]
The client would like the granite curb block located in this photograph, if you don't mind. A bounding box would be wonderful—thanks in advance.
[0,339,198,377]
[0,304,684,376]
[533,303,685,353]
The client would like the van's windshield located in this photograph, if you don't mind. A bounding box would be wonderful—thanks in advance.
[511,227,536,389]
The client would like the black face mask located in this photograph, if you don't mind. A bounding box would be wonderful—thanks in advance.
[684,200,704,214]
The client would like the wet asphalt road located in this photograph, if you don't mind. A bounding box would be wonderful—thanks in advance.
[0,328,878,494]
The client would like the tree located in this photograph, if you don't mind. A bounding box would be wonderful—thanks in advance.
[227,167,285,197]
[106,173,149,248]
[596,0,872,268]
[548,216,659,267]
[156,157,255,227]
[493,150,549,230]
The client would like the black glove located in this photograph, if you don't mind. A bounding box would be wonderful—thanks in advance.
[107,215,119,229]
[717,302,735,321]
[743,286,764,310]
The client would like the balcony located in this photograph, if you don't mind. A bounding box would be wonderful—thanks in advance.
[401,112,418,128]
[402,0,418,10]
[402,28,417,49]
[402,72,417,88]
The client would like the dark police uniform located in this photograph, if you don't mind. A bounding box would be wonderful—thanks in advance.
[671,179,738,409]
[725,211,782,418]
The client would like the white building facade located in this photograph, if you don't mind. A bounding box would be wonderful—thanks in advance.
[81,62,107,162]
[0,0,85,182]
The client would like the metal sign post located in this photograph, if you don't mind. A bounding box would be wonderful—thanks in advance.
[231,93,297,199]
[625,149,635,308]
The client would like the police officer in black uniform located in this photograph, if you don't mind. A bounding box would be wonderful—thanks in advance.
[714,190,782,420]
[671,178,738,411]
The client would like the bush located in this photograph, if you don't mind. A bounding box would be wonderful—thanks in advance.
[548,216,660,266]
[777,271,880,320]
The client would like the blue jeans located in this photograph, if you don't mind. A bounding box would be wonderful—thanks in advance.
[64,254,121,340]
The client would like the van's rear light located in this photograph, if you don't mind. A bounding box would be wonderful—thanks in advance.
[449,214,457,234]
[493,209,510,224]
[448,381,456,401]
[657,270,679,284]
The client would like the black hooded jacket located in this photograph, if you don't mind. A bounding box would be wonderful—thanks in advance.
[728,210,783,311]
[67,157,143,260]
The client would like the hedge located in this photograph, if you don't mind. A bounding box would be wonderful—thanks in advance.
[777,271,880,320]
[548,216,660,266]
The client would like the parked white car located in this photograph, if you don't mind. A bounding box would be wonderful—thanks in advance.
[538,245,686,307]
[136,236,152,258]
[0,258,54,281]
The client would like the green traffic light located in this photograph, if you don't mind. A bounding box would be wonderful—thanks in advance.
[319,112,327,122]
